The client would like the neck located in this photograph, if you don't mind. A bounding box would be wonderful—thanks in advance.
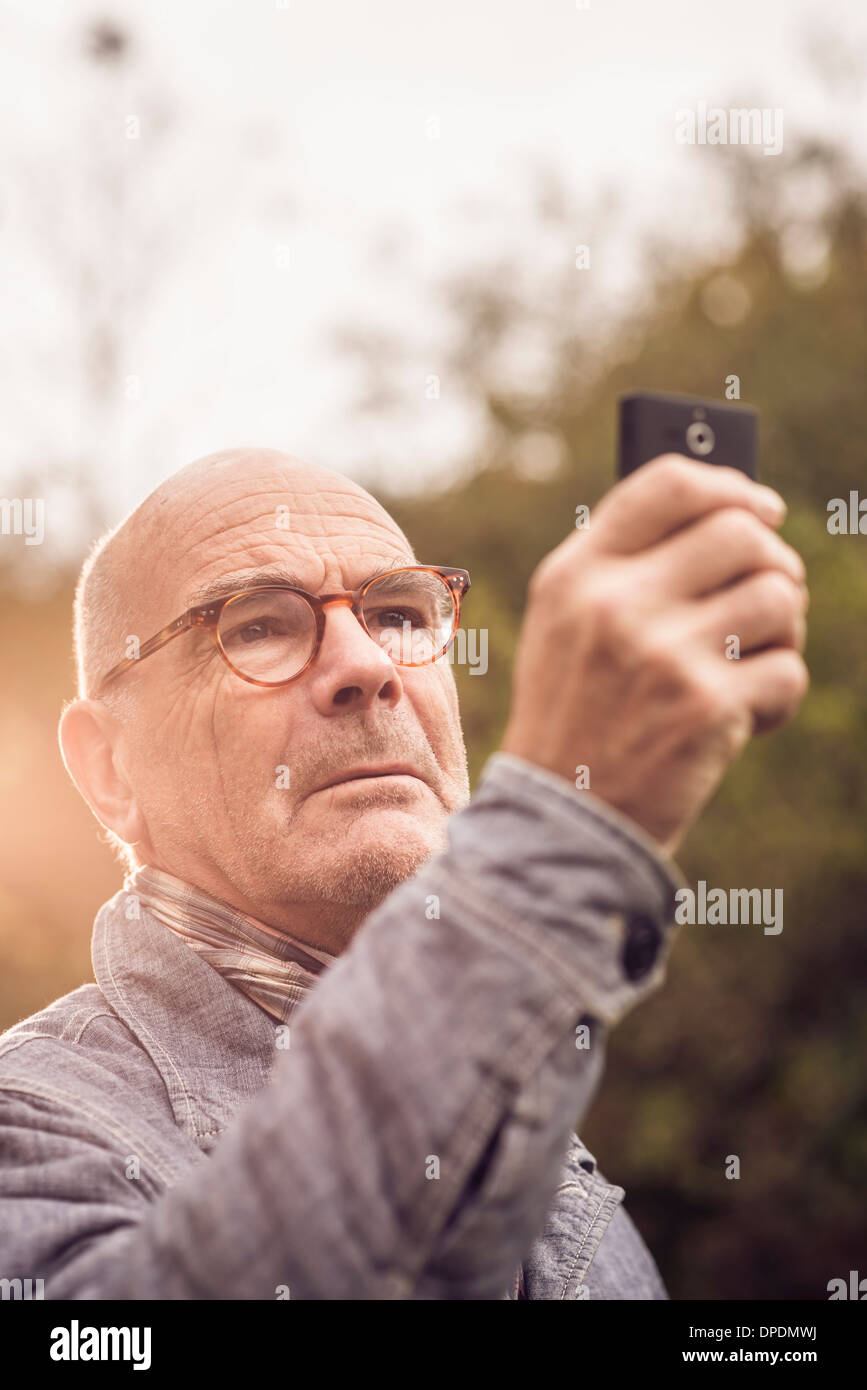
[135,851,415,957]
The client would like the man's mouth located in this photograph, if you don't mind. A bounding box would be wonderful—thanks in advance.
[312,764,424,794]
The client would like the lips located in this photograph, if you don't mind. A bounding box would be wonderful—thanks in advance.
[313,764,423,793]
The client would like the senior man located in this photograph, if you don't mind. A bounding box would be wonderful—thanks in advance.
[0,446,808,1299]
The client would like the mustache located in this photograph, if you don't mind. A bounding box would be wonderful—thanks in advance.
[285,722,442,799]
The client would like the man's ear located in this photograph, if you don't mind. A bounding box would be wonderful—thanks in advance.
[58,699,148,848]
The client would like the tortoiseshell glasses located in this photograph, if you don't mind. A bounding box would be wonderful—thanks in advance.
[93,565,471,698]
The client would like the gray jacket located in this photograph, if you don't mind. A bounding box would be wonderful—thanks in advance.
[0,753,681,1299]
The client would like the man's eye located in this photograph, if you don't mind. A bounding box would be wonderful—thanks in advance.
[370,607,426,629]
[224,619,283,647]
[237,622,272,644]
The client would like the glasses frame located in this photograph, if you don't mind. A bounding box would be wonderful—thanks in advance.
[93,565,471,698]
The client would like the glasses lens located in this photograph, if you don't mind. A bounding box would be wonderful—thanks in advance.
[362,570,456,665]
[217,588,316,683]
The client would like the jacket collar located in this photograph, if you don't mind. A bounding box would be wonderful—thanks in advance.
[92,887,279,1153]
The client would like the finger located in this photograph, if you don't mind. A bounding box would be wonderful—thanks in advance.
[636,505,806,601]
[722,646,810,734]
[692,570,808,658]
[589,454,787,557]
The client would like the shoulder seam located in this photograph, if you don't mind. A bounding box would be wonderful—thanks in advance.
[0,1078,183,1186]
[69,1011,122,1045]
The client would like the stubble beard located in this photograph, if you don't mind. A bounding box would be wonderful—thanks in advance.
[250,788,457,952]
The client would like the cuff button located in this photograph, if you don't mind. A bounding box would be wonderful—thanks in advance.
[621,912,661,982]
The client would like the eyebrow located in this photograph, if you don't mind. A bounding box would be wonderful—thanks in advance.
[185,558,414,609]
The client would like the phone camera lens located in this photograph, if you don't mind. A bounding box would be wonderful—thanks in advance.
[686,421,716,456]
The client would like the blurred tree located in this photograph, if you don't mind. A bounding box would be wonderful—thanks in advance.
[0,15,177,592]
[0,13,298,595]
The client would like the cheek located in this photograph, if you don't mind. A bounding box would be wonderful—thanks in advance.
[153,676,285,814]
[439,665,464,729]
[209,694,291,804]
[410,668,464,756]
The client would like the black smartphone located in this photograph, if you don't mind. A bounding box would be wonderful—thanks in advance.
[618,390,758,480]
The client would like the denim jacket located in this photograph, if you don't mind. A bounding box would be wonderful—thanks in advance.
[0,753,681,1299]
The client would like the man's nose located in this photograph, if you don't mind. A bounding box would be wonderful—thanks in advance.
[307,599,403,714]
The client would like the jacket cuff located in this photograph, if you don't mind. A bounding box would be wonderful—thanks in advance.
[454,751,688,1025]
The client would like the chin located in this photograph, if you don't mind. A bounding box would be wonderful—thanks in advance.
[345,806,446,864]
[323,815,446,906]
[259,786,453,927]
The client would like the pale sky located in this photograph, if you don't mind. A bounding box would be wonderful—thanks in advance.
[1,0,865,566]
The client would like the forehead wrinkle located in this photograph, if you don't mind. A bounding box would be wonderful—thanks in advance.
[148,486,411,618]
[138,455,385,561]
[156,481,406,565]
[162,468,389,536]
[185,555,414,608]
[184,537,415,606]
[177,509,412,590]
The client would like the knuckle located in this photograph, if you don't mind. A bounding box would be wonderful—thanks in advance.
[529,536,585,599]
[778,650,810,704]
[646,454,699,504]
[648,646,720,722]
[683,674,736,734]
[710,505,764,553]
[709,507,807,583]
[575,578,616,635]
[528,551,565,602]
[582,575,620,623]
[754,568,801,617]
[577,572,643,651]
[636,619,683,674]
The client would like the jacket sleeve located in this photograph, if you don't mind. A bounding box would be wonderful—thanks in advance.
[0,752,683,1299]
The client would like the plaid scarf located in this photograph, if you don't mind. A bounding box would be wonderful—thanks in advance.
[126,865,336,1024]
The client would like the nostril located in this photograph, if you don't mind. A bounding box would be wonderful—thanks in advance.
[332,686,363,706]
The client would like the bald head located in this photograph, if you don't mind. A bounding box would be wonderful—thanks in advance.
[62,445,469,946]
[74,447,411,704]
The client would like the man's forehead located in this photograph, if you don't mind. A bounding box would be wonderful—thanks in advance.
[151,470,412,612]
